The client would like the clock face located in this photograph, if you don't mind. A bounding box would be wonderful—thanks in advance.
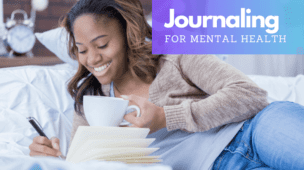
[7,25,36,54]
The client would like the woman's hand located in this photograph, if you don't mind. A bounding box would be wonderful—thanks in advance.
[121,95,166,134]
[29,136,62,157]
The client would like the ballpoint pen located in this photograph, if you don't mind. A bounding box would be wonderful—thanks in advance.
[27,117,63,160]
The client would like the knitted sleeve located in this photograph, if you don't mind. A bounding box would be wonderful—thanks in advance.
[163,55,269,132]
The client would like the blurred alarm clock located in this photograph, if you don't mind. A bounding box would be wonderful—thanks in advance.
[3,9,36,56]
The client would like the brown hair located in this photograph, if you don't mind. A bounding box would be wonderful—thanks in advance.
[61,0,161,115]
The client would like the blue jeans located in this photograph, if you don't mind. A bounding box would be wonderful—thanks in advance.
[212,101,304,170]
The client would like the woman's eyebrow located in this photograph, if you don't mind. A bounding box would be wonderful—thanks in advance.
[90,35,107,43]
[76,35,108,45]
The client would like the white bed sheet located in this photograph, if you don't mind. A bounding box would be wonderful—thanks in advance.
[248,74,304,106]
[0,63,303,170]
[0,63,76,156]
[0,155,171,170]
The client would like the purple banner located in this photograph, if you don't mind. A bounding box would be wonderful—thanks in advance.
[152,0,304,54]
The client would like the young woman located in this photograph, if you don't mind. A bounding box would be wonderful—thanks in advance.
[29,0,304,169]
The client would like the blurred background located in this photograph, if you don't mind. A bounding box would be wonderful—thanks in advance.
[0,0,152,57]
[218,54,304,77]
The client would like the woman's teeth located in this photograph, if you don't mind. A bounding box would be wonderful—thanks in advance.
[94,61,111,72]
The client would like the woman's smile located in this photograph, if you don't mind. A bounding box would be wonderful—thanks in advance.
[90,60,112,76]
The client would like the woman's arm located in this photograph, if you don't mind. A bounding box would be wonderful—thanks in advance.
[163,55,269,132]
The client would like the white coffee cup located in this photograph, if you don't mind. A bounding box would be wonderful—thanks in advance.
[83,95,141,126]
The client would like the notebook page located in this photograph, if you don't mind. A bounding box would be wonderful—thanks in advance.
[73,147,159,163]
[70,138,155,161]
[66,126,150,161]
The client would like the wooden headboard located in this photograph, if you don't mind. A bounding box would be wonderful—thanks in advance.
[0,56,63,68]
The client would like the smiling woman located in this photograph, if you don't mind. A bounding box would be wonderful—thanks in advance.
[62,0,158,114]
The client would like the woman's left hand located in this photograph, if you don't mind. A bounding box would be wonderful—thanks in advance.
[121,95,166,134]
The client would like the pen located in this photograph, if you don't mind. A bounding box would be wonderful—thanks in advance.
[27,117,63,160]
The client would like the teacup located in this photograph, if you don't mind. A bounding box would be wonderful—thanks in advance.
[83,95,141,126]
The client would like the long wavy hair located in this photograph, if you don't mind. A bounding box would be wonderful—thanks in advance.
[61,0,161,115]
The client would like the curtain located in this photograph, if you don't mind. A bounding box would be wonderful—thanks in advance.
[220,55,304,77]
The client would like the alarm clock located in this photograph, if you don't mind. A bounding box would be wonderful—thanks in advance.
[3,9,36,57]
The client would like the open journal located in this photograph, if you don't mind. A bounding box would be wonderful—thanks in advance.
[66,126,161,164]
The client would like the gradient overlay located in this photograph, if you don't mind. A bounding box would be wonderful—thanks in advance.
[152,0,304,54]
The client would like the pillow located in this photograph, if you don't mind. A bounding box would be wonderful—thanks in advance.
[35,27,78,69]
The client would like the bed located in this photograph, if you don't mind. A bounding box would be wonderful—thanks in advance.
[0,28,303,170]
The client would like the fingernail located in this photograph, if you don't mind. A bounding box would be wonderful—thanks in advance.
[53,143,58,149]
[121,95,129,99]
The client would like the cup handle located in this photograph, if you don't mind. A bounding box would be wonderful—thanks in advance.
[119,105,141,126]
[126,105,141,117]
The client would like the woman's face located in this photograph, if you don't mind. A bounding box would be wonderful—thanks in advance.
[73,14,128,85]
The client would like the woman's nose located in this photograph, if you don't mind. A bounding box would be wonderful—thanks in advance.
[87,50,102,66]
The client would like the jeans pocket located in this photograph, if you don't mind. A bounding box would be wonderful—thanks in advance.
[213,142,267,170]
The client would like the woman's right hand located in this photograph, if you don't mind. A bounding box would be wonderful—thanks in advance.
[29,136,62,157]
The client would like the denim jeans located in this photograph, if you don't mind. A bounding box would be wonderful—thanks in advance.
[212,101,304,170]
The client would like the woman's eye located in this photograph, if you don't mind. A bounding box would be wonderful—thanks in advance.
[98,44,107,49]
[79,50,87,54]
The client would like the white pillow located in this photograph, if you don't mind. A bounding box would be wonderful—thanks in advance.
[0,64,76,156]
[35,27,78,69]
